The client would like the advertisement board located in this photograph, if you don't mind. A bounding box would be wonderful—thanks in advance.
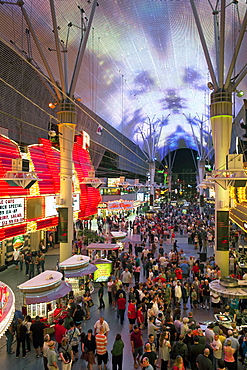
[0,198,24,227]
[93,263,112,282]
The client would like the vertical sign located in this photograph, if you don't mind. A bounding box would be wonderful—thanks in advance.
[58,208,68,243]
[216,211,229,251]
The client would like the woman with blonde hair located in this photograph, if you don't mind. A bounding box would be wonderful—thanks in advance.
[223,339,235,370]
[43,334,50,370]
[159,331,171,370]
[173,355,185,370]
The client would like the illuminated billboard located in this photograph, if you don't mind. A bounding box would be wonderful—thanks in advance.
[93,263,112,283]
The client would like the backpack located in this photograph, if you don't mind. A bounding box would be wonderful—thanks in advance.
[61,346,71,363]
[172,341,187,359]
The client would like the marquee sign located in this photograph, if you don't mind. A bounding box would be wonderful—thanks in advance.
[0,198,24,227]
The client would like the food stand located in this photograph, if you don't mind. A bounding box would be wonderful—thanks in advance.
[209,278,247,332]
[18,270,72,329]
[0,282,15,338]
[86,242,120,260]
[59,255,97,297]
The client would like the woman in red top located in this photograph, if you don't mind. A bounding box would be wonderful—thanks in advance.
[175,267,183,281]
[173,355,185,370]
[117,293,126,325]
[128,299,137,332]
[137,305,145,329]
[192,263,200,278]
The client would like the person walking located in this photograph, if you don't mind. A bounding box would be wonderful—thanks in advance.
[131,325,143,369]
[81,329,96,370]
[54,319,67,352]
[117,293,126,325]
[196,348,213,370]
[16,319,27,358]
[95,325,108,370]
[23,315,32,352]
[66,321,80,362]
[94,317,110,338]
[43,334,51,370]
[47,340,58,370]
[111,333,124,370]
[98,282,105,309]
[159,331,171,370]
[59,337,74,370]
[39,251,45,272]
[30,315,45,358]
[223,339,235,370]
[5,320,15,354]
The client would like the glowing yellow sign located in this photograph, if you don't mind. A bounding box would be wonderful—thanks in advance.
[94,263,112,283]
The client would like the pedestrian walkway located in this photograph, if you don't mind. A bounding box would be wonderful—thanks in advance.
[0,225,217,369]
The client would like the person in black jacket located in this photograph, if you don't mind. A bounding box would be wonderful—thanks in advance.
[73,305,85,328]
[81,329,96,370]
[16,319,27,358]
[188,336,205,370]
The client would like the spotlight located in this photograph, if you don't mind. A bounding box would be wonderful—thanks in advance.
[236,90,244,98]
[48,102,57,109]
[207,82,215,90]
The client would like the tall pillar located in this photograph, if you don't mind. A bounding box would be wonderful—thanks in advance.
[57,101,76,262]
[198,159,205,214]
[210,90,232,277]
[149,161,155,209]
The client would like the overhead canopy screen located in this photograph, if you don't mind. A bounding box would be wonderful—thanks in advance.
[0,0,246,160]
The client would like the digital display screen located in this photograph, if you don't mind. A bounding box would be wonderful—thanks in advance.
[0,1,246,160]
[216,211,229,251]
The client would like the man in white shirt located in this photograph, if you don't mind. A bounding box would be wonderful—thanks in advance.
[13,249,20,270]
[210,334,222,370]
[94,317,110,338]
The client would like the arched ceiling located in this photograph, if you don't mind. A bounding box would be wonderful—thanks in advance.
[0,0,246,161]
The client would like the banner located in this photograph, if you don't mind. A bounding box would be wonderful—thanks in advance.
[58,208,68,243]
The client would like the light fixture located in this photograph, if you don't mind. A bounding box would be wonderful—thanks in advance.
[236,90,245,98]
[48,102,58,109]
[207,82,215,90]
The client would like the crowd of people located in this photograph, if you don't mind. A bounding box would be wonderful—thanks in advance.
[5,203,247,370]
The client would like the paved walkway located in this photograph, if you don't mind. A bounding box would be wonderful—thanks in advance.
[0,224,217,369]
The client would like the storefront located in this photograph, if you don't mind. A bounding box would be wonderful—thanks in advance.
[18,270,71,328]
[59,255,97,297]
[0,133,101,269]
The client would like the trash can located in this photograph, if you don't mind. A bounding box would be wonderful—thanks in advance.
[198,252,207,262]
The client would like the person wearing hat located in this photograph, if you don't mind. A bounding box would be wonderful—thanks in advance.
[47,341,58,369]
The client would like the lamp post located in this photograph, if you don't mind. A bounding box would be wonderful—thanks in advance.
[14,0,98,262]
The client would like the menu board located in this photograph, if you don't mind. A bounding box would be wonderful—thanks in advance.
[216,211,229,251]
[0,198,24,227]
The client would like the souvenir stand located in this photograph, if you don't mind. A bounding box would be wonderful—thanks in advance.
[210,278,247,332]
[0,282,15,338]
[18,270,72,332]
[59,255,97,297]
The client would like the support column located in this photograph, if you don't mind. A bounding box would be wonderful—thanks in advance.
[210,91,232,277]
[57,101,76,262]
[149,161,155,210]
[198,159,205,214]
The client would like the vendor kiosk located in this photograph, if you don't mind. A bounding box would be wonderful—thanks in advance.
[59,255,97,297]
[86,242,119,260]
[18,270,71,328]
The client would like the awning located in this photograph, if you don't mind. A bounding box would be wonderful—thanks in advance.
[63,263,97,278]
[25,281,72,304]
[86,243,119,250]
